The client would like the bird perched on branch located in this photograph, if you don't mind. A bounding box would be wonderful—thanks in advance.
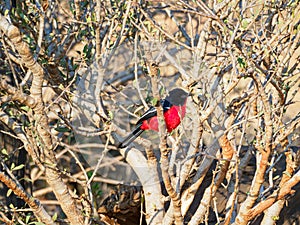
[119,88,189,148]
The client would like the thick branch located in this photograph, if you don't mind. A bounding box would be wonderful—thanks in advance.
[0,15,85,225]
[248,169,300,220]
[148,62,183,224]
[233,76,273,225]
[0,172,56,225]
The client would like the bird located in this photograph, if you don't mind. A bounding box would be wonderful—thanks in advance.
[118,88,189,148]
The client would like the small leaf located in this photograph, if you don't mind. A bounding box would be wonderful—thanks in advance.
[12,164,25,171]
[23,177,32,183]
[87,171,93,178]
[241,18,251,29]
[26,214,31,224]
[283,171,292,177]
[272,216,279,221]
[151,97,159,106]
[4,9,9,16]
[7,189,12,197]
[10,163,15,170]
[141,194,145,203]
[159,87,165,96]
[97,189,102,196]
[55,127,70,132]
[52,212,57,221]
[1,148,8,156]
[58,84,64,90]
[237,57,246,68]
[108,111,114,120]
[20,105,30,112]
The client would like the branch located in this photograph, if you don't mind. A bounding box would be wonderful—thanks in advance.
[148,62,183,224]
[0,172,56,225]
[260,148,297,223]
[233,75,273,225]
[140,7,193,51]
[248,169,300,221]
[0,109,43,170]
[118,146,164,224]
[212,134,234,193]
[0,14,85,225]
[0,76,36,107]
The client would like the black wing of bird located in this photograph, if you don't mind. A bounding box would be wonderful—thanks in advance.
[136,106,157,125]
[135,99,173,125]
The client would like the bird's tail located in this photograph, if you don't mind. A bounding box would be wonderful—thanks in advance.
[118,124,144,148]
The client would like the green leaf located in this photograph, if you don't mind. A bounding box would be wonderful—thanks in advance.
[1,148,8,156]
[87,171,93,178]
[26,214,31,224]
[141,194,145,203]
[4,9,9,16]
[159,87,165,96]
[108,111,114,120]
[283,171,292,177]
[7,189,12,197]
[241,18,251,29]
[272,216,279,221]
[20,105,30,112]
[55,127,70,132]
[10,162,15,170]
[58,84,64,90]
[151,97,159,106]
[52,212,57,221]
[97,189,102,196]
[12,164,25,171]
[237,57,246,68]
